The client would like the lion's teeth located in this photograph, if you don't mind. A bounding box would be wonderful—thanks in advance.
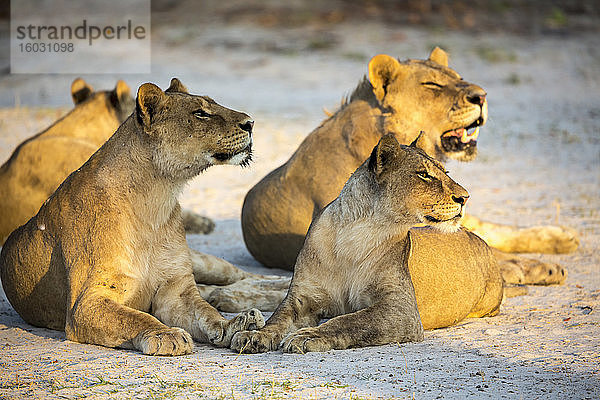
[460,126,480,143]
[460,129,468,143]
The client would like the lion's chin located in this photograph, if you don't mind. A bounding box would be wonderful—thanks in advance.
[213,143,253,167]
[421,214,462,233]
[447,147,478,162]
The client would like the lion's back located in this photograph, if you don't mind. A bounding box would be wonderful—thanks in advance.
[0,135,99,243]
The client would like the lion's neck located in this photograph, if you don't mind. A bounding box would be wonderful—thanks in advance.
[313,165,412,264]
[95,117,185,228]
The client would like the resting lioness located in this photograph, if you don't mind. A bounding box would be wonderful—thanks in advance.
[0,79,214,244]
[0,79,264,355]
[241,47,573,284]
[231,134,502,353]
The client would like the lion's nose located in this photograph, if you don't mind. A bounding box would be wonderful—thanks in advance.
[239,119,254,134]
[452,195,469,206]
[466,87,487,106]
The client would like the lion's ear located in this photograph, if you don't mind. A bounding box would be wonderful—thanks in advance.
[368,54,401,103]
[136,83,166,130]
[409,131,427,149]
[368,133,403,178]
[71,78,93,105]
[165,78,188,94]
[113,80,131,101]
[428,47,449,67]
[110,80,132,115]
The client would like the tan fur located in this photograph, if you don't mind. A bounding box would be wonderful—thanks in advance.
[231,135,502,353]
[0,79,214,244]
[0,79,132,243]
[241,48,576,286]
[462,215,578,256]
[190,251,288,312]
[490,248,566,285]
[197,277,290,313]
[0,79,264,355]
[242,48,488,269]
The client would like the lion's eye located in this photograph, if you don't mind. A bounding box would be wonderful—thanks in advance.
[193,109,212,119]
[416,171,433,181]
[421,81,444,89]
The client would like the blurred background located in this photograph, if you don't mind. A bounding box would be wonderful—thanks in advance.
[0,0,598,235]
[0,0,599,109]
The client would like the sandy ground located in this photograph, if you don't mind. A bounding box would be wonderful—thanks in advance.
[0,18,599,399]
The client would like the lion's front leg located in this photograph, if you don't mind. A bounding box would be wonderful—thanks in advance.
[152,274,264,348]
[66,292,193,356]
[281,295,424,354]
[230,289,324,353]
[462,214,579,254]
[229,327,283,354]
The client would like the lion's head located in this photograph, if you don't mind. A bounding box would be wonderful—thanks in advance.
[367,47,488,162]
[70,78,134,124]
[368,133,469,233]
[135,78,254,180]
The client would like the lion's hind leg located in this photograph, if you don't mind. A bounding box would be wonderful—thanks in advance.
[503,284,529,298]
[191,250,289,312]
[0,222,67,330]
[190,250,264,285]
[462,214,579,254]
[466,247,504,319]
[198,277,290,312]
[492,249,567,285]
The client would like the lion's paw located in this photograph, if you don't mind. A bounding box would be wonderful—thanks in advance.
[210,309,265,347]
[230,330,278,353]
[182,210,215,234]
[281,328,332,353]
[520,259,567,285]
[500,257,567,285]
[135,327,193,356]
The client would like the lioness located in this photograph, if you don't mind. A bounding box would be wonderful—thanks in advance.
[0,79,213,244]
[241,47,573,283]
[231,134,502,353]
[0,79,264,355]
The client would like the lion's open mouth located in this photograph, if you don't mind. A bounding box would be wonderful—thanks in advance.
[440,119,481,154]
[440,118,483,161]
